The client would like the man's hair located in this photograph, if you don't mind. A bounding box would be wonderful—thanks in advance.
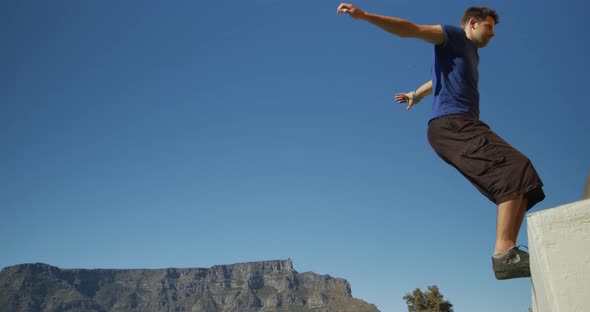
[460,7,499,27]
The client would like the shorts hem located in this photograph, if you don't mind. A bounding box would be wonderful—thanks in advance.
[494,183,545,211]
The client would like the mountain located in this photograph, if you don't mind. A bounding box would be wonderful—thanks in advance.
[0,259,380,312]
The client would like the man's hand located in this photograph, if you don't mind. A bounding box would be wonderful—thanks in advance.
[337,3,366,19]
[395,91,421,111]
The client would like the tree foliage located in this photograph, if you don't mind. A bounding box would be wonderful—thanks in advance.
[403,285,453,312]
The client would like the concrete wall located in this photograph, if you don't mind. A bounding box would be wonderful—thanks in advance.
[528,199,590,312]
[583,172,590,200]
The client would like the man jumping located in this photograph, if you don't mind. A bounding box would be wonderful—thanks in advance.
[337,3,545,280]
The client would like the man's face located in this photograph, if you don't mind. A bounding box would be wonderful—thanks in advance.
[472,16,496,48]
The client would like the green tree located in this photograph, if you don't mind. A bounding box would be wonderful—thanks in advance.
[403,285,453,312]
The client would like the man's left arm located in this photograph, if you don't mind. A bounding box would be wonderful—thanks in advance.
[395,80,433,111]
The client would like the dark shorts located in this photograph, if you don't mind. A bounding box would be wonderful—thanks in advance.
[427,114,545,210]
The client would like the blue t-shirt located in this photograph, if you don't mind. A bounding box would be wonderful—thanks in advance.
[431,24,480,121]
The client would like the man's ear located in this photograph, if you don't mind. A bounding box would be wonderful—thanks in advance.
[469,17,479,29]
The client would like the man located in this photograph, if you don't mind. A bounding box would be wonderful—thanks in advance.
[337,3,545,280]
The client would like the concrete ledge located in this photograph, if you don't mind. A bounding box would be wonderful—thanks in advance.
[528,199,590,312]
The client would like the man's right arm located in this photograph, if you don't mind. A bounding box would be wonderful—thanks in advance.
[337,3,445,45]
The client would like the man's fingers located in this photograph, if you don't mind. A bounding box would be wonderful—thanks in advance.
[337,3,353,14]
[395,93,409,103]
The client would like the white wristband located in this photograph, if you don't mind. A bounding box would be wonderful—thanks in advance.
[408,90,423,104]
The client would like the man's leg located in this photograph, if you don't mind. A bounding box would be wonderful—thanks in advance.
[492,195,531,279]
[495,195,528,254]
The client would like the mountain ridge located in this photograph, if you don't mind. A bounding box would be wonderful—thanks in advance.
[0,259,380,312]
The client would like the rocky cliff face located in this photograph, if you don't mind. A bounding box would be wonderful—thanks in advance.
[0,260,379,312]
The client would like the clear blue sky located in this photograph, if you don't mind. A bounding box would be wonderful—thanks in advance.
[2,1,589,311]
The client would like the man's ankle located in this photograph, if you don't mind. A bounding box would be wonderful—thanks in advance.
[494,245,516,256]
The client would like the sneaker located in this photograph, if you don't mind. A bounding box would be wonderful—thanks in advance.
[491,246,531,280]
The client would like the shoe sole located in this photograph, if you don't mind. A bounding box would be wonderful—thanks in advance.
[494,270,531,280]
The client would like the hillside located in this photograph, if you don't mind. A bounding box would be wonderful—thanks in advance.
[0,259,379,312]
